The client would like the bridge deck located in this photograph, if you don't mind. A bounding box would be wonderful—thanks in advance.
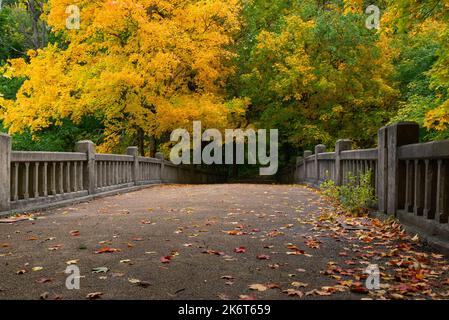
[0,184,448,300]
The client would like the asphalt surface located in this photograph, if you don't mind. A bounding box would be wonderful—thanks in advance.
[0,184,448,300]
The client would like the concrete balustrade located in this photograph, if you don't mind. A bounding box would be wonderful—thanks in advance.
[283,121,449,252]
[0,136,226,216]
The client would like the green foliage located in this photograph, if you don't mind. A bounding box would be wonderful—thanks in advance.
[1,117,104,151]
[321,171,376,214]
[229,0,396,165]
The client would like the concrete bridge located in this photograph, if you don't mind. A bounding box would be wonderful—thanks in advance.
[0,121,449,299]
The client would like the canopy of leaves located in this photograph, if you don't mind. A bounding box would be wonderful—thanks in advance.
[0,0,242,153]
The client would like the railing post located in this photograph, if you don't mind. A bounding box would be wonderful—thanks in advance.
[384,122,420,215]
[335,139,352,186]
[155,152,165,182]
[126,147,139,185]
[75,140,96,194]
[314,144,326,184]
[0,134,11,212]
[303,150,312,181]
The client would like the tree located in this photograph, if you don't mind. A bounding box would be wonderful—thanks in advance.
[387,0,449,139]
[229,0,397,159]
[0,0,242,154]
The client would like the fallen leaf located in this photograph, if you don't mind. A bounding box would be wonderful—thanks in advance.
[160,256,172,263]
[95,247,120,254]
[283,289,304,297]
[37,278,52,284]
[291,282,308,288]
[239,295,257,300]
[249,284,268,292]
[86,292,103,300]
[69,230,80,237]
[234,247,246,253]
[92,267,109,274]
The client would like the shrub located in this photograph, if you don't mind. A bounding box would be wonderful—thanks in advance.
[320,171,376,214]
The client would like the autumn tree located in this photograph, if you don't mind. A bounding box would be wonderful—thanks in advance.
[0,0,242,154]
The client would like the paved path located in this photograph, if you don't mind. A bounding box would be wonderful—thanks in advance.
[0,184,448,300]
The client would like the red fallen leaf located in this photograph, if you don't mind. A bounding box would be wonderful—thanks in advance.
[350,286,369,294]
[344,260,356,265]
[251,228,261,233]
[160,256,172,263]
[37,278,52,284]
[444,279,449,285]
[256,254,270,260]
[69,230,80,237]
[28,236,38,241]
[234,247,246,253]
[338,251,348,256]
[239,295,257,300]
[94,247,121,254]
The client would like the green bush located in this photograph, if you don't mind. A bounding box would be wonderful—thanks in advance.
[321,171,376,214]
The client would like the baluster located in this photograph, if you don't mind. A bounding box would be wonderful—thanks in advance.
[423,160,436,219]
[405,160,414,212]
[119,162,122,184]
[103,161,107,187]
[98,161,103,188]
[22,162,30,199]
[109,162,113,186]
[118,162,121,184]
[33,162,39,198]
[59,162,64,194]
[51,162,56,195]
[22,162,30,200]
[66,162,71,193]
[73,161,77,192]
[126,162,130,182]
[111,162,114,185]
[43,162,48,197]
[79,162,84,190]
[436,160,448,223]
[414,160,424,216]
[12,163,18,201]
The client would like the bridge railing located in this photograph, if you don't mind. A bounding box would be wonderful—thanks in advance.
[286,122,449,243]
[0,136,226,215]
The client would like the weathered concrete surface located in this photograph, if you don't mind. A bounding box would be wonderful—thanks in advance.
[0,184,448,300]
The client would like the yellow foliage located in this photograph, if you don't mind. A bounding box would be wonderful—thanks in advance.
[1,0,241,152]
